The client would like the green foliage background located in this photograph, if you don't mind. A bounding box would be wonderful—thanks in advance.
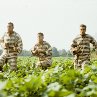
[0,57,97,97]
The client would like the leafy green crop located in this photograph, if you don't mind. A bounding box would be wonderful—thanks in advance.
[0,57,97,97]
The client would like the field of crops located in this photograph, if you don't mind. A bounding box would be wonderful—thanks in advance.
[0,57,97,97]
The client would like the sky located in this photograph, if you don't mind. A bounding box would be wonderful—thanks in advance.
[0,0,97,50]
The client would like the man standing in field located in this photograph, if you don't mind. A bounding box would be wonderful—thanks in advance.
[31,32,52,69]
[0,22,23,72]
[71,24,97,69]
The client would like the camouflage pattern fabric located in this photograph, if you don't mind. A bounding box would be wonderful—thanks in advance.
[0,31,23,70]
[31,41,52,69]
[71,34,97,69]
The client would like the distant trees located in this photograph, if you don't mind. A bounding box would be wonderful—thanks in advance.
[52,47,73,57]
[52,47,59,57]
[19,50,32,56]
[59,49,67,57]
[0,47,73,57]
[66,50,73,57]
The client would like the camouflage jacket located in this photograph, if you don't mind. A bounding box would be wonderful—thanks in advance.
[31,41,52,61]
[0,31,23,58]
[71,34,97,60]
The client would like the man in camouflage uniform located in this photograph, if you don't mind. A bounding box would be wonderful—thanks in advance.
[0,22,23,71]
[71,24,97,69]
[31,32,52,69]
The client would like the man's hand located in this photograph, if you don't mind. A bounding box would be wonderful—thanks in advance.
[72,47,78,54]
[32,49,46,55]
[32,49,38,54]
[4,43,9,49]
[37,49,45,53]
[72,47,78,51]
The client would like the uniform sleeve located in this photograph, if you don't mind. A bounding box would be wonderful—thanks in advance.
[45,43,52,56]
[0,37,3,43]
[90,36,97,49]
[71,39,77,48]
[16,34,23,54]
[0,36,5,49]
[31,45,38,56]
[70,38,77,54]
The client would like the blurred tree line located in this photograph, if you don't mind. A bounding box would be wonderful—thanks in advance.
[52,47,73,57]
[0,47,73,57]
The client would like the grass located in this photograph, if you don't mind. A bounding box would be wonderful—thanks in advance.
[0,57,97,97]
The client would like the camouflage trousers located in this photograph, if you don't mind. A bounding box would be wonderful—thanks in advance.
[36,59,52,69]
[74,59,90,70]
[0,52,17,71]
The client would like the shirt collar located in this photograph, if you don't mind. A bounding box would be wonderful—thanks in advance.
[80,34,87,38]
[37,41,46,45]
[5,31,15,36]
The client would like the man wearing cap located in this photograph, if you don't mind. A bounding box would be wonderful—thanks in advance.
[71,24,97,69]
[31,32,52,69]
[0,22,23,71]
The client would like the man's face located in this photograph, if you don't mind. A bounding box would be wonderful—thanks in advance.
[37,34,44,43]
[80,27,86,36]
[7,24,14,33]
